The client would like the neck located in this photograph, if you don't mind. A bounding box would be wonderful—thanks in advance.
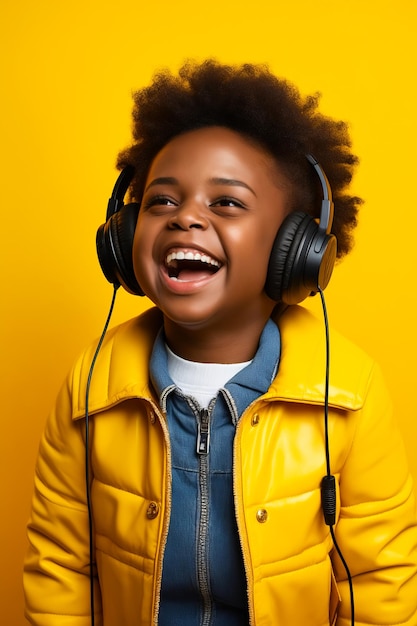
[163,307,283,363]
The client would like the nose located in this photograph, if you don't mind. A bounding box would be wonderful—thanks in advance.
[167,202,209,230]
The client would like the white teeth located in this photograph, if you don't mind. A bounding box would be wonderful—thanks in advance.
[166,251,220,267]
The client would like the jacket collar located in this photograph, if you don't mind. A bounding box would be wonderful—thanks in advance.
[71,307,163,420]
[268,305,372,411]
[72,305,372,420]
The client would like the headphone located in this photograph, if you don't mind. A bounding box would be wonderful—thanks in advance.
[96,154,337,305]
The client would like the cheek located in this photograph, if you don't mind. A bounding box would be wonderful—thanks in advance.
[132,222,154,287]
[231,220,279,268]
[247,220,285,288]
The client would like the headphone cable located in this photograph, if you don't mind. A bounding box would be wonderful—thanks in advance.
[85,285,118,626]
[318,287,355,626]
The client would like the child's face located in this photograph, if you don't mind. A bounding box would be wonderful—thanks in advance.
[133,126,290,338]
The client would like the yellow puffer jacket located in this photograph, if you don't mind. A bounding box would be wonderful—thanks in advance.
[24,305,417,626]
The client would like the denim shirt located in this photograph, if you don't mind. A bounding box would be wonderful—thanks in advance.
[150,319,280,626]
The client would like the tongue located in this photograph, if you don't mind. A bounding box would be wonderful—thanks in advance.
[177,268,214,282]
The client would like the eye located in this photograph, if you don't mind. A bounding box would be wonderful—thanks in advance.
[141,194,178,213]
[210,196,247,214]
[211,196,244,207]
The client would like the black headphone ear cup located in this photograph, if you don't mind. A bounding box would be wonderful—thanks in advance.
[265,211,312,303]
[96,202,144,295]
[266,210,337,304]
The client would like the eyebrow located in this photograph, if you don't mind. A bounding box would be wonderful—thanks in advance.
[209,177,257,197]
[144,176,257,197]
[144,177,178,193]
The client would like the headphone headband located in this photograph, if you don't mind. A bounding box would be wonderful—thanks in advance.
[106,164,135,221]
[305,154,334,235]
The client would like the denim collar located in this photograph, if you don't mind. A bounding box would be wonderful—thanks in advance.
[150,318,280,419]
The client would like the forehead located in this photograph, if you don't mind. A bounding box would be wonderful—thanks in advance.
[146,126,290,191]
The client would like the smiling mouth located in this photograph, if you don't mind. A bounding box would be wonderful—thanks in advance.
[165,249,222,281]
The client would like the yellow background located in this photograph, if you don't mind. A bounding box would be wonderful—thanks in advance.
[1,1,416,623]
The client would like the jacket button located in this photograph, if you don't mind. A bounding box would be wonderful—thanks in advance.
[256,509,268,523]
[251,414,260,426]
[146,502,160,519]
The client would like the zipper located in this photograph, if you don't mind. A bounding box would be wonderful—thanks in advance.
[197,407,210,455]
[198,431,212,624]
[231,396,266,626]
[149,398,172,626]
[196,405,214,625]
[181,401,216,626]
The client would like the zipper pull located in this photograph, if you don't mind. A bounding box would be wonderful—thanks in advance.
[196,408,210,455]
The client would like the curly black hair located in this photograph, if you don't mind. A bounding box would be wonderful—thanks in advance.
[117,60,362,257]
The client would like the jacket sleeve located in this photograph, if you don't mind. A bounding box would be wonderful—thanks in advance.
[23,366,102,626]
[333,362,417,626]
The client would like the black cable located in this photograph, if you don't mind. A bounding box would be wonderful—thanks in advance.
[318,287,355,626]
[85,285,118,626]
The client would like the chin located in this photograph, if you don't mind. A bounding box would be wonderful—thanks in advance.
[162,307,219,330]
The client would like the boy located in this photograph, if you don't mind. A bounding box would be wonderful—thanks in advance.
[24,60,417,625]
